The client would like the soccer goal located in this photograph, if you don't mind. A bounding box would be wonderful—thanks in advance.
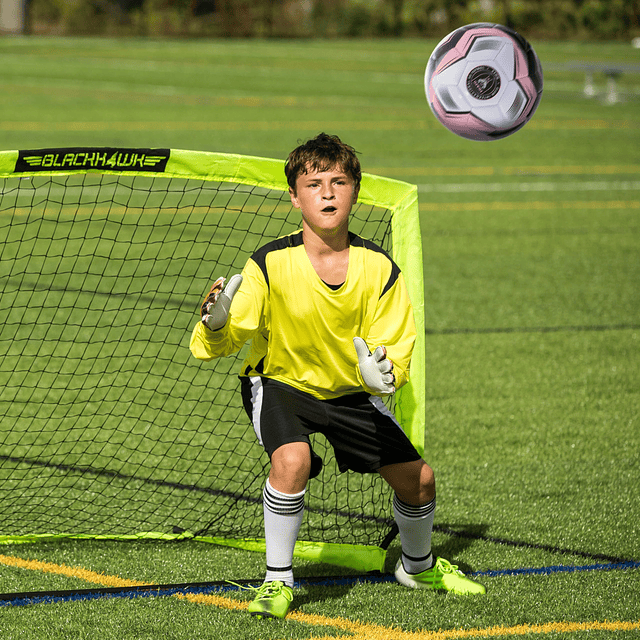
[0,147,424,573]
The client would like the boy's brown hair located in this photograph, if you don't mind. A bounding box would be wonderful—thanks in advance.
[285,133,361,193]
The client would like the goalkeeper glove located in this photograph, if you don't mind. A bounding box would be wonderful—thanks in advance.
[353,337,396,395]
[201,274,243,331]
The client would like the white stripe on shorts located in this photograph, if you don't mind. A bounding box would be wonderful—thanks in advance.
[367,395,406,433]
[247,375,265,446]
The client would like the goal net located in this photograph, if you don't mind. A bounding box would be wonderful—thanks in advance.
[0,147,424,572]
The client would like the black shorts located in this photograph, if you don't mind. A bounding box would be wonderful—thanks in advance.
[240,376,422,474]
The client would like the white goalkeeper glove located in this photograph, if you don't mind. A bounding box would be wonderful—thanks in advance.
[353,337,396,395]
[200,274,243,331]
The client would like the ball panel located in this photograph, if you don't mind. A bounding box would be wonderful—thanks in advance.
[438,26,517,72]
[467,36,507,61]
[433,111,501,142]
[514,77,544,123]
[492,42,516,79]
[435,57,468,88]
[505,87,526,121]
[437,84,471,112]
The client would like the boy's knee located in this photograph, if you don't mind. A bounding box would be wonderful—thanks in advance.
[269,442,311,493]
[419,463,436,503]
[402,460,435,505]
[380,459,435,505]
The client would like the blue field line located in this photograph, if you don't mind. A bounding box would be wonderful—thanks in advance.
[1,560,638,608]
[0,586,191,608]
[470,560,640,578]
[292,560,640,588]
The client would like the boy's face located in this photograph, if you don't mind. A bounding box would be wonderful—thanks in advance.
[289,164,359,239]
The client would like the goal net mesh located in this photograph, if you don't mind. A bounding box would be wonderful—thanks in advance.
[0,148,423,570]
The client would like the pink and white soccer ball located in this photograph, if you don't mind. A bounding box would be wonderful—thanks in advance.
[425,23,543,141]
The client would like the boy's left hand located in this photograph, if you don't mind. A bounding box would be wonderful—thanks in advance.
[201,274,243,331]
[353,337,396,395]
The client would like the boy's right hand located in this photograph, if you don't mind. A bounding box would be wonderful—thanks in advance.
[353,337,396,395]
[201,274,243,331]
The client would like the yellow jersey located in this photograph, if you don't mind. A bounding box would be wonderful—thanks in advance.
[189,231,416,400]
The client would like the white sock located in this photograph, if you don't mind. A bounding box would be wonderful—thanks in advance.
[262,479,305,588]
[393,494,436,575]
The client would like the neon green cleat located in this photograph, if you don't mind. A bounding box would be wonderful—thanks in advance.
[247,580,294,619]
[395,557,486,595]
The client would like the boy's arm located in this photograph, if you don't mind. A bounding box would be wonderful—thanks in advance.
[189,260,266,361]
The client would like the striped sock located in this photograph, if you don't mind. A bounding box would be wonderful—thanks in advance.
[393,493,436,575]
[262,479,305,588]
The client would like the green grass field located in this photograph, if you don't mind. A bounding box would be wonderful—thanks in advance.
[0,35,639,640]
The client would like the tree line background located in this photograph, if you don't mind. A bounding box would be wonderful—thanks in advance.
[24,0,640,40]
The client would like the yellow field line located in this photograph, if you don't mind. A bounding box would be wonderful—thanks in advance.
[500,165,640,176]
[274,619,640,640]
[419,200,640,212]
[2,120,428,131]
[371,165,640,177]
[2,553,638,639]
[172,593,640,640]
[0,119,635,132]
[0,553,147,588]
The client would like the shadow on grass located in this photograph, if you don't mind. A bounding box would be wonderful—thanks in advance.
[433,522,492,571]
[292,583,355,610]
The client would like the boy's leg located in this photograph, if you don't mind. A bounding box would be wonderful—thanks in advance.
[263,442,311,586]
[239,379,323,617]
[262,478,305,587]
[248,442,310,619]
[380,460,486,595]
[380,459,436,574]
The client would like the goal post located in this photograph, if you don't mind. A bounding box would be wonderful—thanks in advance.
[0,147,424,573]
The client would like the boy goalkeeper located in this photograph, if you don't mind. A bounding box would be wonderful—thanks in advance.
[190,133,485,619]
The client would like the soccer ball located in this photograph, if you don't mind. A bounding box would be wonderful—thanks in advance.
[424,23,543,141]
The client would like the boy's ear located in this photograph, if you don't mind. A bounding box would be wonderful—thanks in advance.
[289,186,300,209]
[352,184,360,204]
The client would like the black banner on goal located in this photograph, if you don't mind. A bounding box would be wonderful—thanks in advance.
[15,148,171,173]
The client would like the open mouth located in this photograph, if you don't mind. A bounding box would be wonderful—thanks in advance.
[322,206,337,212]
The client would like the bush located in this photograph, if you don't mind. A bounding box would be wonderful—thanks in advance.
[25,0,640,40]
[578,0,631,40]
